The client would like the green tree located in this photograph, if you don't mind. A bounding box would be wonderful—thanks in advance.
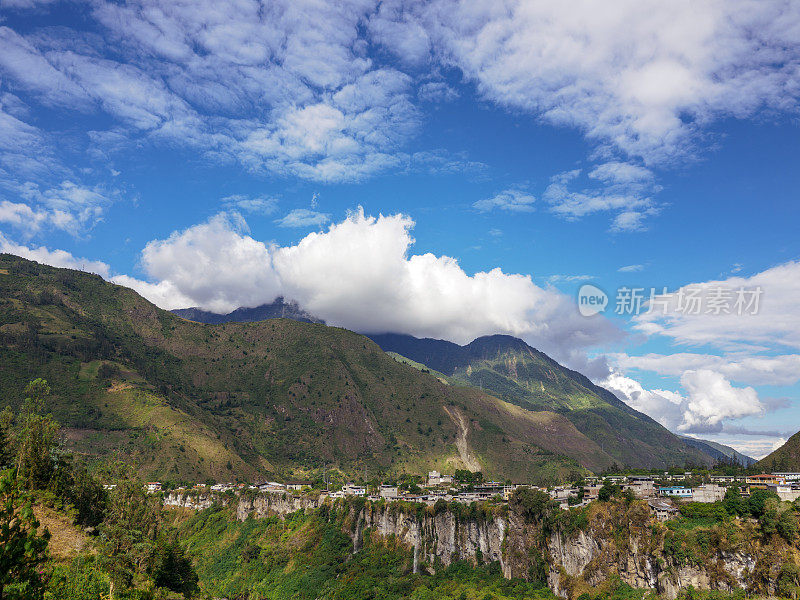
[779,563,800,600]
[747,489,779,518]
[778,509,798,543]
[151,535,199,598]
[0,469,50,600]
[0,407,14,469]
[67,467,108,529]
[598,481,620,502]
[16,379,61,490]
[99,476,161,599]
[723,486,743,516]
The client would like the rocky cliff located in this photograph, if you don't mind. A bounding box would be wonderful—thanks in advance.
[166,491,790,599]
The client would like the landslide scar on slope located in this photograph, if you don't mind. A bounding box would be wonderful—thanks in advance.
[443,405,481,472]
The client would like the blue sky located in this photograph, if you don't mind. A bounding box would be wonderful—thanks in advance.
[1,0,799,458]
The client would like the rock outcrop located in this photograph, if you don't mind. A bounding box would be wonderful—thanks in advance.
[163,491,778,599]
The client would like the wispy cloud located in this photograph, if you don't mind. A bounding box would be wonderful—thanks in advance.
[222,195,278,215]
[276,208,331,228]
[473,188,535,212]
[618,264,644,273]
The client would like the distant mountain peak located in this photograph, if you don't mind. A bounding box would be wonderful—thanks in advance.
[465,334,535,358]
[172,298,324,325]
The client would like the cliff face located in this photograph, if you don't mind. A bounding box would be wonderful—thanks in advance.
[236,492,323,520]
[342,502,773,600]
[541,524,760,599]
[167,491,785,599]
[347,504,508,574]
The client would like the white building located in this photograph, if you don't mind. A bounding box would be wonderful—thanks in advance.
[427,471,453,486]
[624,477,655,498]
[380,485,399,499]
[342,484,366,496]
[286,481,311,491]
[770,484,800,502]
[691,484,726,503]
[659,486,692,498]
[146,482,162,493]
[258,481,286,492]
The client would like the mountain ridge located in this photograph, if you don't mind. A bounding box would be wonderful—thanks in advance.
[0,253,624,483]
[367,332,714,469]
[172,299,324,325]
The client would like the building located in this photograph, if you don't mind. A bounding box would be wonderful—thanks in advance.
[746,474,786,486]
[584,485,602,501]
[624,477,655,498]
[772,473,800,482]
[710,475,736,483]
[691,484,726,503]
[769,484,800,502]
[648,498,678,522]
[258,481,286,492]
[427,471,453,486]
[342,484,366,496]
[380,485,399,499]
[146,482,162,493]
[286,481,312,491]
[659,486,692,498]
[210,483,234,492]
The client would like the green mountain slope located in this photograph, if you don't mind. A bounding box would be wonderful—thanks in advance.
[0,254,615,483]
[757,431,800,472]
[367,333,713,469]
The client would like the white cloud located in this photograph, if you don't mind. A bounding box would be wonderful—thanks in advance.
[0,200,48,234]
[679,369,763,431]
[601,368,764,434]
[618,264,644,273]
[610,352,800,387]
[276,209,331,228]
[380,1,800,165]
[418,81,459,103]
[135,212,281,314]
[0,1,424,184]
[542,168,659,231]
[589,162,653,185]
[113,208,620,364]
[473,189,535,212]
[222,195,278,215]
[0,232,111,277]
[108,275,195,311]
[634,261,800,351]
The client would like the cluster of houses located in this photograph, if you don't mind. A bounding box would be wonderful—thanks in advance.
[140,470,800,522]
[328,471,515,505]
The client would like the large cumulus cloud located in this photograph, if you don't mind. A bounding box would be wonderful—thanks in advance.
[109,209,621,364]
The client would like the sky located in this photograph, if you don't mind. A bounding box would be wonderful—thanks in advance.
[1,0,799,459]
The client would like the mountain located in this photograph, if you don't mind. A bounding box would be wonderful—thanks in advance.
[757,431,800,472]
[367,333,714,469]
[172,299,323,325]
[680,436,756,467]
[0,253,636,484]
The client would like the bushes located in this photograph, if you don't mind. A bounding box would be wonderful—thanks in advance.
[45,558,108,600]
[679,502,727,522]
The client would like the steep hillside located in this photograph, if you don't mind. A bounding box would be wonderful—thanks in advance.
[0,254,609,483]
[757,431,800,471]
[367,333,712,469]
